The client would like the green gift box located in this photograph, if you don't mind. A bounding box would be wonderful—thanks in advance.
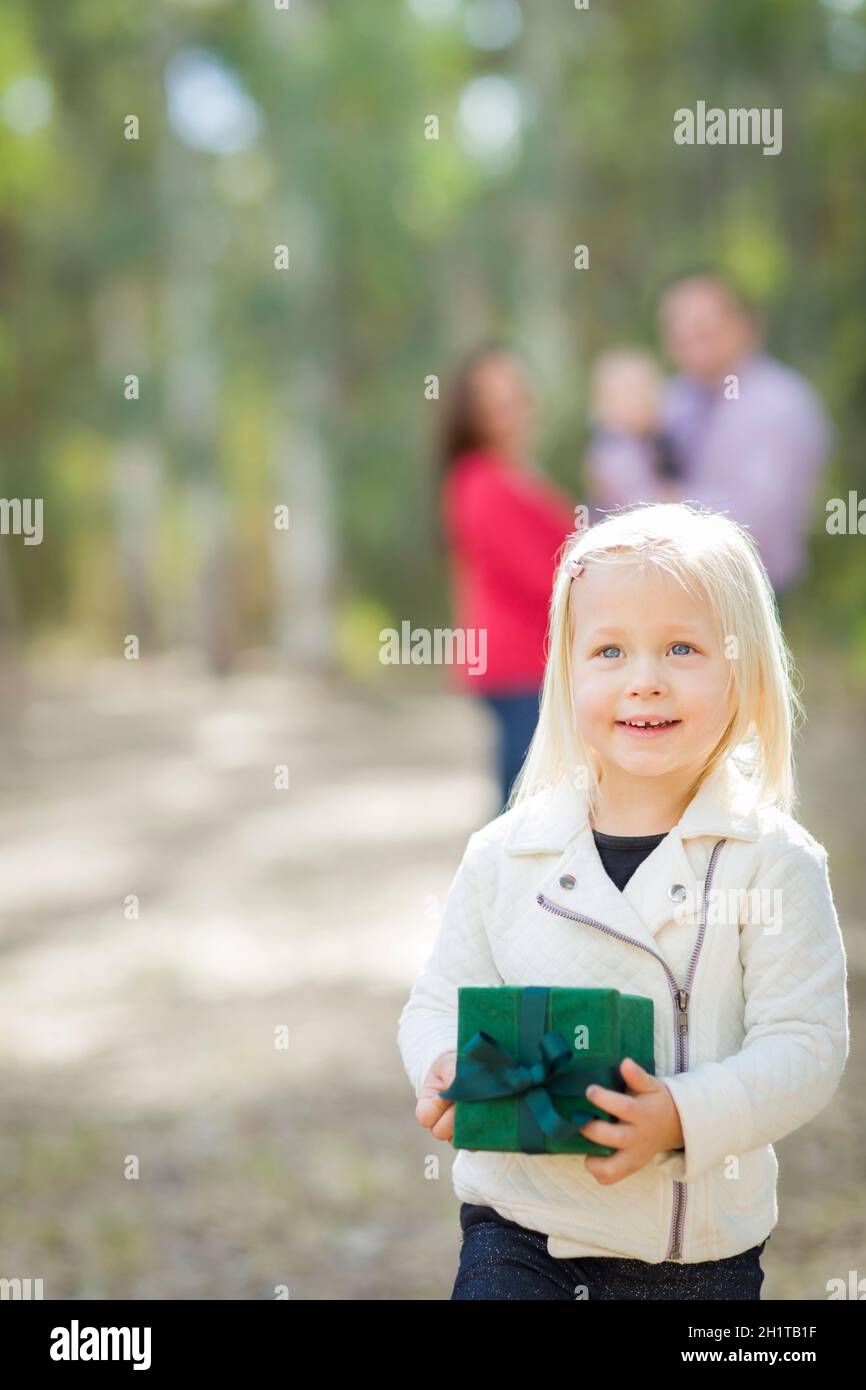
[438,986,655,1155]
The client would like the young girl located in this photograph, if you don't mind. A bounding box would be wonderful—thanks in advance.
[397,502,849,1301]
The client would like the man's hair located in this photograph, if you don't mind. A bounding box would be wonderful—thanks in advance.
[656,270,760,323]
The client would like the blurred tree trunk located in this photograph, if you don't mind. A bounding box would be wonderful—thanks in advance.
[93,274,161,653]
[0,541,26,720]
[157,121,235,673]
[516,15,580,465]
[113,439,161,654]
[270,363,338,671]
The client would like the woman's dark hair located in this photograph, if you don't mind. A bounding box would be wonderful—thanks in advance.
[433,341,524,559]
[436,341,514,480]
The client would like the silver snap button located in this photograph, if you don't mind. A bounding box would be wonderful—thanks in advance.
[668,883,687,903]
[559,874,576,890]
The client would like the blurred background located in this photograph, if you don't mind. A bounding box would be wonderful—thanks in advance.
[0,0,864,1299]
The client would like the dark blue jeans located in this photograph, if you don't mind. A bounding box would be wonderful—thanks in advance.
[480,688,541,813]
[452,1204,769,1300]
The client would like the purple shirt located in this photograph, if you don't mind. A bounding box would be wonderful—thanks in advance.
[585,354,832,591]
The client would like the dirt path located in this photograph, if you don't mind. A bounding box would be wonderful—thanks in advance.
[0,646,862,1299]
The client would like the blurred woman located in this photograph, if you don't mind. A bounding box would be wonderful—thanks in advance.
[437,345,576,813]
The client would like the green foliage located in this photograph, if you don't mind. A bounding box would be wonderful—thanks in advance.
[0,0,863,655]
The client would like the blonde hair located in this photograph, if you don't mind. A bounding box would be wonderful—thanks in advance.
[507,502,802,819]
[590,347,664,391]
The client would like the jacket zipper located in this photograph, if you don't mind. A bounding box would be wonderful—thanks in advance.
[535,838,725,1262]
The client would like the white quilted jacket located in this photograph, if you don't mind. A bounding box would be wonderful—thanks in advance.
[397,758,849,1263]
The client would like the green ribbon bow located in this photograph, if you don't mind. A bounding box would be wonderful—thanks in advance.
[437,986,627,1153]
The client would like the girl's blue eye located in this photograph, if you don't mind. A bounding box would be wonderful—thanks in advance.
[594,643,696,658]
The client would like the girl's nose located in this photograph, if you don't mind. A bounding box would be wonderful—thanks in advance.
[627,664,667,698]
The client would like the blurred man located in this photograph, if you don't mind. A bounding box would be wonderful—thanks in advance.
[585,275,831,594]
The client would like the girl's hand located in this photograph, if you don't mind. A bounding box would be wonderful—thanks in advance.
[578,1058,684,1184]
[416,1052,458,1141]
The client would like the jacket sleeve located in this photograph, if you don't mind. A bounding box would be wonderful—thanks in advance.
[397,832,504,1098]
[653,841,849,1184]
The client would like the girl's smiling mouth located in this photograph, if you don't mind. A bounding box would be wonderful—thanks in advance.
[616,718,682,737]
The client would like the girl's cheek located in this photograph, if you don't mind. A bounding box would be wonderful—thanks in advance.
[573,682,600,725]
[576,695,612,736]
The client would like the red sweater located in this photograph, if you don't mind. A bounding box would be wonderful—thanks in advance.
[441,449,576,694]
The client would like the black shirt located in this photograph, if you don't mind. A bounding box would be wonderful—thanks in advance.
[592,829,667,892]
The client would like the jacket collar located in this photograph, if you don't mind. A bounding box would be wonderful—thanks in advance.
[505,759,761,946]
[503,757,761,857]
